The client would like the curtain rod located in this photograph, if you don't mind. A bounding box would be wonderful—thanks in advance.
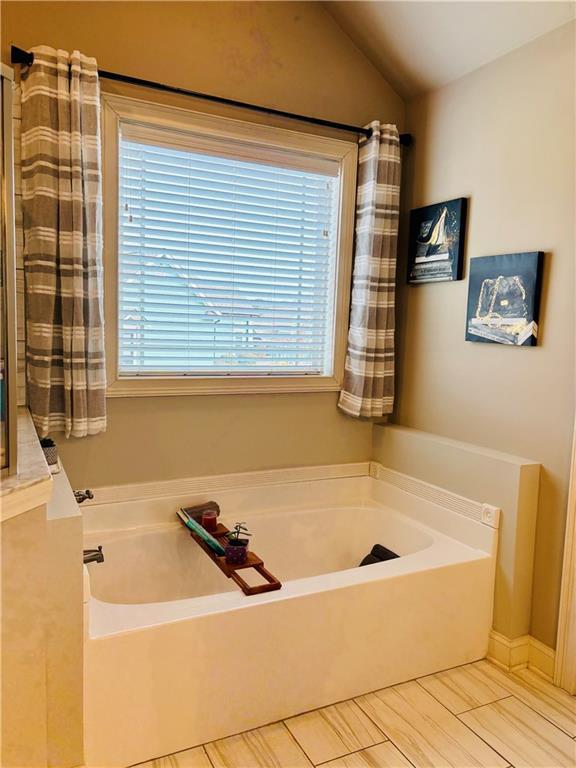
[11,45,413,147]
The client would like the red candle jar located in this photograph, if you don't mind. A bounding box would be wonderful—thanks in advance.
[201,509,218,532]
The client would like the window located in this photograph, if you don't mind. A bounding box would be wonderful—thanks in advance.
[103,96,357,396]
[119,138,339,376]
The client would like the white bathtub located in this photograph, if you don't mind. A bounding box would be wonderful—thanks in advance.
[82,463,499,768]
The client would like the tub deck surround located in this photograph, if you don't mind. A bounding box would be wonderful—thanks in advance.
[2,410,84,768]
[1,409,52,768]
[80,462,372,507]
[1,408,52,522]
[81,461,499,535]
[372,425,540,645]
[83,463,499,767]
[45,466,84,768]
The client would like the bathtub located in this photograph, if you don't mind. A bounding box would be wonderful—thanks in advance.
[82,462,499,768]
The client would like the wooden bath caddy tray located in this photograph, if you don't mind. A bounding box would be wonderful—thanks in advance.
[182,520,282,596]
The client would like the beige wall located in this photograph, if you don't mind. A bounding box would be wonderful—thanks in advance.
[389,21,575,648]
[1,1,405,488]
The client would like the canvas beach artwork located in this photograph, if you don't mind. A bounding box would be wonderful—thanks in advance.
[465,252,544,346]
[408,198,468,284]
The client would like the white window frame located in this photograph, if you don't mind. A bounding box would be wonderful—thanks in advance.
[102,93,358,397]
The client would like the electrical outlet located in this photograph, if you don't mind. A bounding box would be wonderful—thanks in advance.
[481,504,500,528]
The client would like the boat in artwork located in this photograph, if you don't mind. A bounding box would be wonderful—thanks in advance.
[408,198,467,284]
[411,205,454,282]
[415,206,451,263]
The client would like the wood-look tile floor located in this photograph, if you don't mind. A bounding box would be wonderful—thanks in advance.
[135,660,576,768]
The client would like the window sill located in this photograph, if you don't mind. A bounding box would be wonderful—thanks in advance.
[106,375,343,398]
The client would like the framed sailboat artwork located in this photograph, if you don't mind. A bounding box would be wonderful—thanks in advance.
[407,198,468,284]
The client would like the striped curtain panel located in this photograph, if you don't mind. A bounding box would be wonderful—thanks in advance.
[21,45,106,438]
[338,122,401,419]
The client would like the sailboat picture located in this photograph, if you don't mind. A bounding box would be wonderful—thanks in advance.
[408,197,468,284]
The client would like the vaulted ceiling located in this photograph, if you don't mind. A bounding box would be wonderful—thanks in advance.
[325,1,576,99]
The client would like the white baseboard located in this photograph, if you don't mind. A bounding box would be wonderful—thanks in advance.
[488,630,530,670]
[528,636,556,679]
[488,630,555,679]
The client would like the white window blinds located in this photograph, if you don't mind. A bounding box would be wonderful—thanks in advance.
[118,131,341,377]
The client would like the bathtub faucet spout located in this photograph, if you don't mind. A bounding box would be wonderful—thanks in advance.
[83,546,104,565]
